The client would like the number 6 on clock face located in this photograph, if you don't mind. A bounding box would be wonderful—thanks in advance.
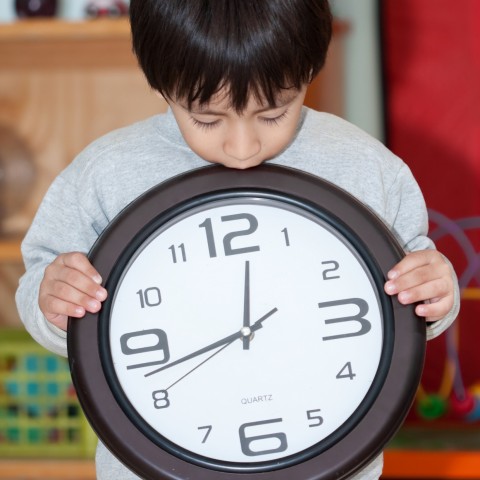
[68,164,425,480]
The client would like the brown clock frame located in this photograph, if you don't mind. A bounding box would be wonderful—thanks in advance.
[68,163,426,480]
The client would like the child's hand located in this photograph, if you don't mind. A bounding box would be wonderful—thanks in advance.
[384,250,454,322]
[38,252,108,331]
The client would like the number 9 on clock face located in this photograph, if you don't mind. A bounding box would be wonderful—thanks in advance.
[106,195,386,470]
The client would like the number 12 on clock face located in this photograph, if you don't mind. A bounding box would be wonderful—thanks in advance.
[108,197,384,465]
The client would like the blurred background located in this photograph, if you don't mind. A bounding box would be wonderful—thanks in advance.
[0,0,479,478]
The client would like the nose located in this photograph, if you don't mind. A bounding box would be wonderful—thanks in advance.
[223,122,261,161]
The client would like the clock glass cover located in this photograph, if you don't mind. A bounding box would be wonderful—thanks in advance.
[102,193,391,472]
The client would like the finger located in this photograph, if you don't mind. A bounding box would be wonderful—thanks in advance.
[46,259,107,303]
[386,267,451,299]
[60,252,103,284]
[41,291,86,319]
[40,280,103,320]
[385,257,451,300]
[51,280,104,313]
[395,279,451,306]
[43,313,69,331]
[415,296,454,322]
[56,267,107,302]
[39,253,107,333]
[387,250,445,280]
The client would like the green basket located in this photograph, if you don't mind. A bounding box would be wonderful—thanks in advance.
[0,329,97,458]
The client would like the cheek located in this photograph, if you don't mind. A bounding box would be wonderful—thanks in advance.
[178,128,216,160]
[188,139,218,162]
[265,123,298,155]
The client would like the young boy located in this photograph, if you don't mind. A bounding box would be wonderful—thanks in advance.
[16,1,459,479]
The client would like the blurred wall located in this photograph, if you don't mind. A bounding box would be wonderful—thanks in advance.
[330,0,384,140]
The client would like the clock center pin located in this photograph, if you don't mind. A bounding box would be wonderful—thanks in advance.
[240,327,252,338]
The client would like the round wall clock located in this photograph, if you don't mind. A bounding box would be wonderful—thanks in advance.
[68,164,426,480]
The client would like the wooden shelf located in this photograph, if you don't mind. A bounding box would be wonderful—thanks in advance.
[0,17,348,42]
[0,239,22,262]
[0,18,136,68]
[0,17,348,72]
[0,18,130,41]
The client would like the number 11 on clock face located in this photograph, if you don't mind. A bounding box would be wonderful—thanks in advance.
[108,197,384,465]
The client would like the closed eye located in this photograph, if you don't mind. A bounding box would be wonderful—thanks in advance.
[261,110,289,126]
[190,117,221,130]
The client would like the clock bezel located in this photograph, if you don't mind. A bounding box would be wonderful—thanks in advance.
[68,164,426,480]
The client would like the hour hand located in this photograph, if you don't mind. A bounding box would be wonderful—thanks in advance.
[144,330,241,377]
[144,307,278,378]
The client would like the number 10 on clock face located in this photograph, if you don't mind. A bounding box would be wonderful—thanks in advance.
[107,196,385,469]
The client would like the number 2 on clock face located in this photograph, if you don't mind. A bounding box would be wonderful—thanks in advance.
[108,197,384,464]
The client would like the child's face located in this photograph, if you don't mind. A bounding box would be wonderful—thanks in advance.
[167,85,307,169]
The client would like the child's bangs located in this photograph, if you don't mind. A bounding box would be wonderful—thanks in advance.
[172,46,311,112]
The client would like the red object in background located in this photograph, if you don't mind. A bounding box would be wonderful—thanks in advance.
[382,0,480,423]
[85,1,128,18]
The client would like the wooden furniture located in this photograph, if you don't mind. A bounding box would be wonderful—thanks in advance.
[0,18,166,240]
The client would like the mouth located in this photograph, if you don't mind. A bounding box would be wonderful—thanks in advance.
[208,157,266,170]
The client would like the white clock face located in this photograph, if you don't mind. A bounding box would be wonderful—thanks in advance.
[107,196,386,469]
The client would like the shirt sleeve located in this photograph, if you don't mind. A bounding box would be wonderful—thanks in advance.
[15,173,102,357]
[385,163,460,341]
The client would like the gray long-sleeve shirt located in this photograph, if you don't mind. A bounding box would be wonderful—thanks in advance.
[16,107,459,480]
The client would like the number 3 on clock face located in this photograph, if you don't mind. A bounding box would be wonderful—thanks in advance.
[68,164,425,480]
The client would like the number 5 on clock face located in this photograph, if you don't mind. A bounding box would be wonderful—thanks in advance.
[108,197,384,466]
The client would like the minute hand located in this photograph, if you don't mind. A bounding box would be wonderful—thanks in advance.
[144,308,278,378]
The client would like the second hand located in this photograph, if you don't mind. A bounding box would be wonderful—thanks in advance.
[165,341,233,391]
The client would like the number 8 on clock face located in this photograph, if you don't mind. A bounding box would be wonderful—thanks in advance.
[68,164,425,480]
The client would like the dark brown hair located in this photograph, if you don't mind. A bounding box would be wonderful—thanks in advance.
[130,0,332,111]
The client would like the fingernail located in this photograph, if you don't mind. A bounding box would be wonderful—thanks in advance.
[388,270,399,280]
[93,274,102,285]
[398,291,411,303]
[416,305,427,316]
[88,299,101,311]
[385,281,396,294]
[96,289,107,301]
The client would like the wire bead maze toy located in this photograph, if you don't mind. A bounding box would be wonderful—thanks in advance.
[415,210,480,422]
